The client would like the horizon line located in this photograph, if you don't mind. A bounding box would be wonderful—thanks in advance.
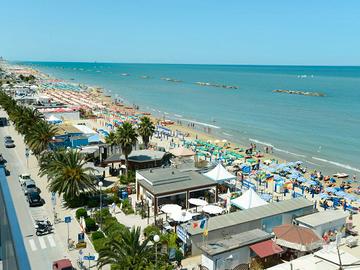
[8,59,360,68]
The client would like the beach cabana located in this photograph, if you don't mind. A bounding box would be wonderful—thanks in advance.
[231,188,268,210]
[169,146,196,157]
[203,163,236,184]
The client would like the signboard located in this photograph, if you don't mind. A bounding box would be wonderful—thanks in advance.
[64,216,71,223]
[78,232,85,243]
[176,225,188,243]
[83,255,95,261]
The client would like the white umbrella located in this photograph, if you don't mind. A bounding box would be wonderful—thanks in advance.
[79,216,86,232]
[203,205,224,215]
[188,198,208,207]
[222,139,227,143]
[170,210,193,223]
[214,140,220,144]
[160,204,181,214]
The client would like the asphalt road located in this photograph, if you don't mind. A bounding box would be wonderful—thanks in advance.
[0,110,68,270]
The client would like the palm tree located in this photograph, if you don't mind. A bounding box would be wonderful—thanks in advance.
[97,226,170,270]
[138,116,155,149]
[105,131,117,155]
[40,149,97,199]
[25,120,58,156]
[115,122,138,174]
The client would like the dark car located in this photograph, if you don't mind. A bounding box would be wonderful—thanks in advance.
[27,191,44,207]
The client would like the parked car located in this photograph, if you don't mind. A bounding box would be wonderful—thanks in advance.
[0,154,5,164]
[52,259,74,270]
[4,140,15,148]
[27,191,44,207]
[4,136,12,141]
[22,180,38,195]
[19,173,32,185]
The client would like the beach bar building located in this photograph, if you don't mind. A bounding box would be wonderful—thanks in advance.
[198,229,283,270]
[136,167,217,213]
[294,210,348,237]
[184,198,314,255]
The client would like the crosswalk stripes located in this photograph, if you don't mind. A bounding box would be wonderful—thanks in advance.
[29,239,37,251]
[28,235,57,251]
[38,237,46,249]
[47,235,56,247]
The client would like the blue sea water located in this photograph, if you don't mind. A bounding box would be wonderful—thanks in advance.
[21,62,360,175]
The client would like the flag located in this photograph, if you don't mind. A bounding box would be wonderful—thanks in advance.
[203,229,208,237]
[193,222,198,229]
[200,219,206,229]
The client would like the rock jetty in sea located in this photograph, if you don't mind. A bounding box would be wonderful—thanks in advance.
[161,77,182,83]
[273,89,326,97]
[195,81,239,89]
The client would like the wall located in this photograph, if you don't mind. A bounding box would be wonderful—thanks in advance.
[43,111,80,121]
[201,247,250,270]
[0,167,31,270]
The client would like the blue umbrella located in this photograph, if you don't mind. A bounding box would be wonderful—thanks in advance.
[297,177,307,183]
[260,193,272,202]
[319,193,329,199]
[326,187,337,193]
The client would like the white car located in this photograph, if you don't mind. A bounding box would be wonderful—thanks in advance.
[19,174,32,185]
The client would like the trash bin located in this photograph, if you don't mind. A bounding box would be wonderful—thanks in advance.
[121,191,128,200]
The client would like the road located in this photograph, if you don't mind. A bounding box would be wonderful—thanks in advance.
[0,111,71,269]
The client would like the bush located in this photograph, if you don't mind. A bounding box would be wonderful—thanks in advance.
[103,218,126,237]
[85,217,98,232]
[64,193,88,208]
[93,238,108,252]
[76,208,88,219]
[143,225,161,239]
[121,198,134,215]
[119,170,136,185]
[94,208,111,223]
[87,196,100,208]
[91,231,105,241]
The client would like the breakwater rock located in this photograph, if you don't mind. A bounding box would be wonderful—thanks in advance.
[273,89,326,97]
[195,81,239,89]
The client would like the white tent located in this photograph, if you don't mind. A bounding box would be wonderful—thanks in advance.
[231,188,268,210]
[204,163,236,183]
[46,115,62,124]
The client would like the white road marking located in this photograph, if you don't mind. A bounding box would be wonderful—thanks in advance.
[29,239,37,251]
[38,237,47,249]
[47,235,56,247]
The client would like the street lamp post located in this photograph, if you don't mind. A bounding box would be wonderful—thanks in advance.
[98,181,103,230]
[153,234,160,269]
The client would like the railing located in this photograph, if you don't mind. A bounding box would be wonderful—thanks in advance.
[0,166,31,270]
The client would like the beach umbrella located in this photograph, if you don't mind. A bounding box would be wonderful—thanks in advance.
[188,198,208,207]
[319,193,329,199]
[222,139,227,143]
[203,205,224,215]
[160,204,181,214]
[295,160,303,165]
[326,187,337,193]
[170,210,193,223]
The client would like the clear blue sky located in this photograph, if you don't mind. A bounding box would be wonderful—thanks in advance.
[1,0,359,65]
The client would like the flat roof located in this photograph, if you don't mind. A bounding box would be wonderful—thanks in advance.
[104,150,166,164]
[187,197,314,235]
[295,210,348,228]
[55,124,82,135]
[138,167,216,196]
[198,229,271,256]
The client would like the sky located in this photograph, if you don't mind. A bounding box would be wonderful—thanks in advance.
[1,0,360,65]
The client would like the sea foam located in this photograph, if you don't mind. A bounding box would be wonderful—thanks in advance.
[312,157,360,173]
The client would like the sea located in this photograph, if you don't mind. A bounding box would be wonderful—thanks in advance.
[20,62,360,176]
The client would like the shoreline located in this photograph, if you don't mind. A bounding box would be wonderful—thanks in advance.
[5,61,359,178]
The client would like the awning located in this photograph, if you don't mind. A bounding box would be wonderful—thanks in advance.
[250,240,283,258]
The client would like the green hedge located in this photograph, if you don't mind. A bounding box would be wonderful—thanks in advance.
[91,231,105,241]
[85,217,98,232]
[143,225,160,239]
[75,208,88,219]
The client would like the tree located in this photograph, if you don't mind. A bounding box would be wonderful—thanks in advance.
[105,131,117,155]
[39,149,97,199]
[137,116,155,149]
[25,120,58,156]
[115,122,138,174]
[97,226,171,270]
